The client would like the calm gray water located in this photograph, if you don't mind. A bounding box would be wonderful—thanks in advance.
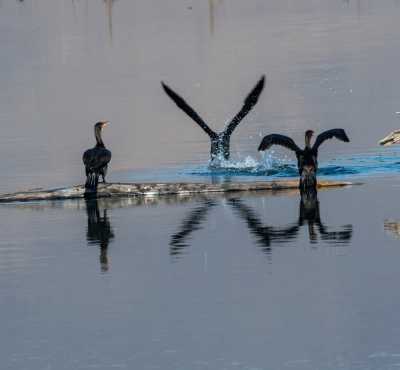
[2,1,400,369]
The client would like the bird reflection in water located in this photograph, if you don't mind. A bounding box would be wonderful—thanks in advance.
[169,199,217,258]
[85,198,115,272]
[229,189,353,255]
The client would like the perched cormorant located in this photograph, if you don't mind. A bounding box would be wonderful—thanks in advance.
[258,129,350,189]
[161,75,265,162]
[83,121,112,191]
[379,130,400,146]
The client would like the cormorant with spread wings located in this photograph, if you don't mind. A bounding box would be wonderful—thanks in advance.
[258,129,350,189]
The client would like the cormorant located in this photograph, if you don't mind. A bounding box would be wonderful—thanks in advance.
[379,130,400,146]
[83,121,112,191]
[258,129,350,189]
[161,75,265,163]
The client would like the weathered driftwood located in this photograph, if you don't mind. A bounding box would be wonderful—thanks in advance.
[0,180,359,203]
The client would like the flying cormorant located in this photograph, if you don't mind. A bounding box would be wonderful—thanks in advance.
[161,76,265,163]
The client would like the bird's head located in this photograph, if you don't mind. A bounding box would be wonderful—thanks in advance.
[305,130,314,138]
[95,121,109,130]
[304,130,314,148]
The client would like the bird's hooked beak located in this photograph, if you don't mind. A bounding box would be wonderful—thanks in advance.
[379,130,400,146]
[101,121,110,128]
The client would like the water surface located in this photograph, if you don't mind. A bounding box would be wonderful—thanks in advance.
[2,1,400,369]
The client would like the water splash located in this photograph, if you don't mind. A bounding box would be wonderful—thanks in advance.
[190,152,297,177]
[186,149,400,179]
[118,148,400,184]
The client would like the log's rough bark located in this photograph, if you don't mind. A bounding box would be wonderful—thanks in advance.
[0,180,359,203]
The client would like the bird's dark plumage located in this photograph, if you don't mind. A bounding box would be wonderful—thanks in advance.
[312,129,350,151]
[162,75,265,161]
[224,75,265,137]
[161,82,216,139]
[258,134,301,153]
[83,121,111,192]
[258,129,350,189]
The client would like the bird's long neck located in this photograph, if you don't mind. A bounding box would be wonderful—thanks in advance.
[305,134,312,149]
[95,127,105,148]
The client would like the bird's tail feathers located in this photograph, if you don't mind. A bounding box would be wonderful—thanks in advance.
[85,172,99,192]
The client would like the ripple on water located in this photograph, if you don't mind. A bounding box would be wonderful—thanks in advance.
[119,149,400,183]
[183,149,400,180]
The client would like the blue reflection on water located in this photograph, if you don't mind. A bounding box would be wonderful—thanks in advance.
[117,148,400,184]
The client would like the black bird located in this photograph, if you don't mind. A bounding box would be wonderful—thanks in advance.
[161,75,265,163]
[83,121,112,191]
[258,129,350,189]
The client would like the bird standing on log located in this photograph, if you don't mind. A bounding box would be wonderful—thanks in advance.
[161,75,265,164]
[83,121,112,192]
[258,129,350,189]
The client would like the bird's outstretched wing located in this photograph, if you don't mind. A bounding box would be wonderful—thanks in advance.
[161,82,217,139]
[258,134,301,153]
[312,129,350,151]
[224,75,265,137]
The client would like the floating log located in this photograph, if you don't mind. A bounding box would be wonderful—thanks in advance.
[0,180,359,203]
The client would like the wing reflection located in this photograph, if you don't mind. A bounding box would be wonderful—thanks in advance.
[299,190,352,244]
[169,199,217,258]
[228,198,299,255]
[85,198,115,272]
[229,190,352,254]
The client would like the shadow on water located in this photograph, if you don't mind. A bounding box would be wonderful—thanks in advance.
[85,198,115,273]
[229,189,353,255]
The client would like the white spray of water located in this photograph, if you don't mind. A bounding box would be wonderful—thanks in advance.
[207,150,290,172]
